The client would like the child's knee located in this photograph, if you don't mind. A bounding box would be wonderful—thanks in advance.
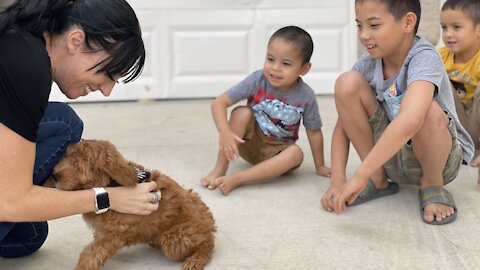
[288,144,304,165]
[334,71,366,100]
[282,145,303,173]
[423,102,449,131]
[230,106,252,119]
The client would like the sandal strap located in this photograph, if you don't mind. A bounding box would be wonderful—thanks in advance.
[419,186,456,211]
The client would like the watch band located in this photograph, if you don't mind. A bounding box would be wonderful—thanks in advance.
[93,187,110,214]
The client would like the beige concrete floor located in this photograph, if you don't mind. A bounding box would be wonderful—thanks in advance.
[2,96,480,270]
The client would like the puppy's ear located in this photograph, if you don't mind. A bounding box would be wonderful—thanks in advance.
[127,160,145,170]
[102,141,139,187]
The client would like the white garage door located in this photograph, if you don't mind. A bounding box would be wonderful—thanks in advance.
[49,0,357,102]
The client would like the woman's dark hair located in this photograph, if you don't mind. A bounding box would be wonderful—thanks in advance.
[269,26,314,64]
[0,0,145,83]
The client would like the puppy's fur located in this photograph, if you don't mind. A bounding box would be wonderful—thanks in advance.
[51,139,216,270]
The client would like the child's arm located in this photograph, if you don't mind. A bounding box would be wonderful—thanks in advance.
[321,120,350,211]
[306,128,331,177]
[334,80,436,214]
[211,93,245,161]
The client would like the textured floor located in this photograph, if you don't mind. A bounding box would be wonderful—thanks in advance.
[2,96,480,270]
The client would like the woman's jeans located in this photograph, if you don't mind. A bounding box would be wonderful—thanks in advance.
[0,102,83,258]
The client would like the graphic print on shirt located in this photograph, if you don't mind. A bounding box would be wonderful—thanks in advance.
[439,46,480,108]
[383,80,404,119]
[249,87,303,142]
[451,80,470,108]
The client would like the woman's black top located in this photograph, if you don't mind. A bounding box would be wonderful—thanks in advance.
[0,30,51,142]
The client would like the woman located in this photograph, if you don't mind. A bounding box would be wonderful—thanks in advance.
[0,0,161,258]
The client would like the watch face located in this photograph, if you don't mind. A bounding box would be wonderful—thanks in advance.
[97,193,110,209]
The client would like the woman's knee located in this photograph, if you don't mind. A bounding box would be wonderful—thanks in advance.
[24,222,48,257]
[0,222,48,258]
[42,102,84,142]
[64,104,83,142]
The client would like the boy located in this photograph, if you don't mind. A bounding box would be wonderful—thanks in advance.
[321,0,474,225]
[201,26,331,196]
[439,0,480,183]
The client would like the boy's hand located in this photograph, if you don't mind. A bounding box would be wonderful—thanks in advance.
[219,130,245,161]
[316,166,331,178]
[321,181,344,212]
[333,175,369,214]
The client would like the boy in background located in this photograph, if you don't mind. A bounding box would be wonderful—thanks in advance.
[439,0,480,183]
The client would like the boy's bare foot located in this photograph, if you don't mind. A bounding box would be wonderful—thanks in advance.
[471,154,480,167]
[470,155,480,184]
[423,203,455,223]
[419,186,457,225]
[215,175,241,196]
[200,171,224,190]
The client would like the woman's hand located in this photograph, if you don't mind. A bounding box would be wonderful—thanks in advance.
[108,181,160,215]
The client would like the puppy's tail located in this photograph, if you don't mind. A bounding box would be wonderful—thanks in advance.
[181,238,214,270]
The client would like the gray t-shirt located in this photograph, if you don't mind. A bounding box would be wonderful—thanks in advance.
[352,36,474,162]
[226,70,322,142]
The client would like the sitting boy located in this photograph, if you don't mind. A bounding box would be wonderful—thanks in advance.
[201,26,331,195]
[321,0,474,225]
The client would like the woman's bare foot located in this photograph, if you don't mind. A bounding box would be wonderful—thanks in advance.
[423,203,455,223]
[215,175,241,196]
[200,170,225,190]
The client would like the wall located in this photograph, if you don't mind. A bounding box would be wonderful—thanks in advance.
[49,0,356,102]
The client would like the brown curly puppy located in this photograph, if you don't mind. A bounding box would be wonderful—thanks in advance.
[51,139,216,270]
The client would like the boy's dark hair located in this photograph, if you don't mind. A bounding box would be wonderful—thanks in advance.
[442,0,480,25]
[0,0,145,83]
[356,0,422,35]
[269,26,314,64]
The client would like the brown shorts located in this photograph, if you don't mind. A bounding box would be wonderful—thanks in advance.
[238,114,292,165]
[369,101,463,185]
[453,84,480,149]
